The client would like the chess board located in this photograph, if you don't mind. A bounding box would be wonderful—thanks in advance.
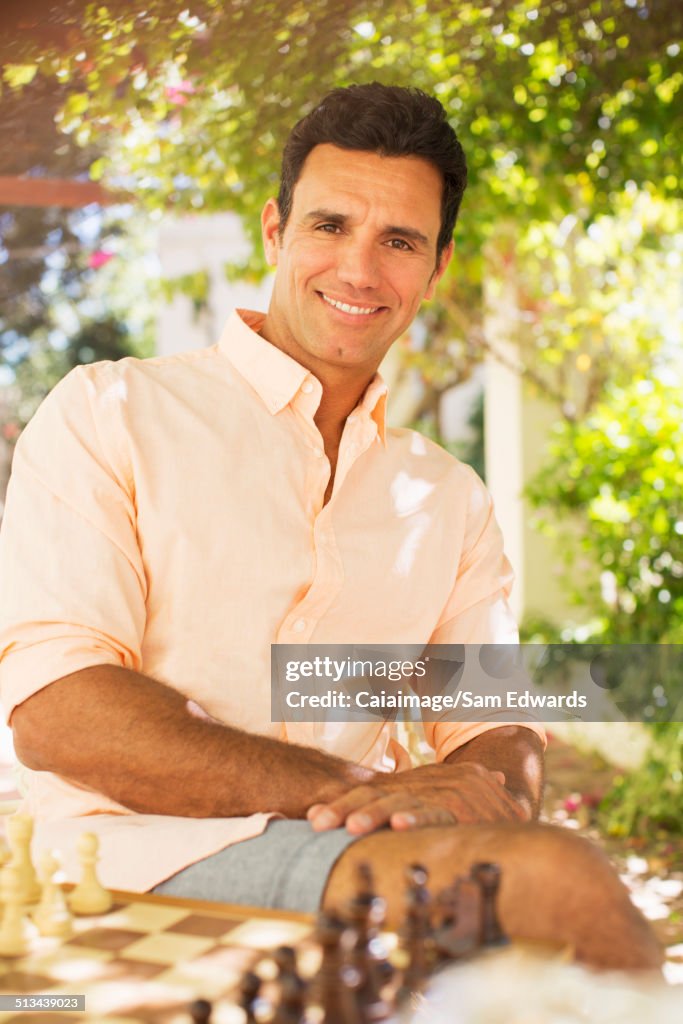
[0,889,316,1023]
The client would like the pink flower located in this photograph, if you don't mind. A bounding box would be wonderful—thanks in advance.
[88,250,114,270]
[563,794,582,813]
[165,80,195,106]
[2,422,20,441]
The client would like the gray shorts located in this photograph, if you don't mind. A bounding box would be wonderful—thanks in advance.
[151,819,360,914]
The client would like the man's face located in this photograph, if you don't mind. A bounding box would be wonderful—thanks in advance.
[261,144,453,377]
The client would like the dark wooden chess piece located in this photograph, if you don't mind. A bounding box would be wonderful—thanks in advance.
[345,864,392,1022]
[237,970,262,1024]
[189,997,212,1023]
[470,861,509,948]
[271,944,306,1023]
[354,863,393,984]
[431,875,481,962]
[310,912,359,1024]
[397,862,433,1003]
[274,945,298,977]
[272,970,307,1024]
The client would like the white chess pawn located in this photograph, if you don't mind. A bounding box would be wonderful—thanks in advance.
[0,863,32,956]
[34,850,73,939]
[68,833,112,915]
[6,814,40,903]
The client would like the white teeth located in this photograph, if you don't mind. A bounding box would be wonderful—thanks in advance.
[321,293,380,315]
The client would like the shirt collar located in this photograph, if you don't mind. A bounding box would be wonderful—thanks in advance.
[219,309,388,445]
[219,309,307,415]
[358,377,388,447]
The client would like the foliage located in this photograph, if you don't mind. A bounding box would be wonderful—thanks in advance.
[500,190,682,421]
[1,204,156,433]
[599,723,683,836]
[2,0,681,412]
[2,0,681,262]
[455,392,485,482]
[5,0,676,474]
[526,375,683,643]
[159,269,211,315]
[524,375,683,837]
[0,205,89,350]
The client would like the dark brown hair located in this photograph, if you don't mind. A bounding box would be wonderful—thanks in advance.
[277,83,467,263]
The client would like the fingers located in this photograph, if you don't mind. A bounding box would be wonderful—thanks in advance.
[391,806,456,829]
[307,784,382,831]
[342,793,458,834]
[307,765,530,834]
[309,786,436,835]
[345,793,433,835]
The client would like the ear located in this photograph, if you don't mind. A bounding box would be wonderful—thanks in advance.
[261,198,281,267]
[424,240,454,301]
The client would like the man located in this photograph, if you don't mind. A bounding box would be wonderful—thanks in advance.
[0,84,661,969]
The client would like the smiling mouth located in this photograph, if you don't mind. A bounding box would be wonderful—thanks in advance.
[318,292,385,316]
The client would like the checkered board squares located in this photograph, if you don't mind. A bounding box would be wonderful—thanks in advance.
[0,894,315,1024]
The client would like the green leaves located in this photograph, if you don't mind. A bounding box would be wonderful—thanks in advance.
[599,724,683,836]
[527,376,683,645]
[4,0,681,238]
[3,64,38,88]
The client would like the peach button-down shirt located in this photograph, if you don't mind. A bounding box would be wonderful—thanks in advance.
[0,309,541,891]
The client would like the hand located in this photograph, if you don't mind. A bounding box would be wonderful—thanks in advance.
[307,761,532,836]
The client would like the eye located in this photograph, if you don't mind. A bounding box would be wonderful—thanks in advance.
[386,238,413,251]
[316,223,342,234]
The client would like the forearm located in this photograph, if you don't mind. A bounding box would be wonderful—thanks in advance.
[445,725,544,819]
[11,664,373,818]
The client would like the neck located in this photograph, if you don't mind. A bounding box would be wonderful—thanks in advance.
[259,311,378,449]
[314,381,369,451]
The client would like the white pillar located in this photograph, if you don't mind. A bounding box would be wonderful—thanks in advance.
[483,255,525,621]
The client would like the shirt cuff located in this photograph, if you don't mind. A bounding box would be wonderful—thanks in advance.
[0,636,128,723]
[428,720,547,763]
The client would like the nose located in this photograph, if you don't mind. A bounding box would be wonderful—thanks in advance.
[336,236,381,291]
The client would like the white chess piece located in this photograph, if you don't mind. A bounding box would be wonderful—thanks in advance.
[34,850,73,939]
[0,863,32,956]
[67,833,112,915]
[6,814,40,903]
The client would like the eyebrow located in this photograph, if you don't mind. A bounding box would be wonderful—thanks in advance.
[303,209,430,248]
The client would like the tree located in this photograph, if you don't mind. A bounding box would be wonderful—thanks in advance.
[1,0,680,264]
[3,0,680,422]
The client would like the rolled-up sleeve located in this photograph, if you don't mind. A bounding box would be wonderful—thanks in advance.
[0,364,146,720]
[423,467,545,761]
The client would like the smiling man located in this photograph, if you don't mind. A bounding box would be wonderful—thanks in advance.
[261,145,448,372]
[259,142,451,508]
[0,84,661,970]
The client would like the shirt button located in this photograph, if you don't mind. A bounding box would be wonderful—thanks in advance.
[312,446,324,458]
[292,618,306,633]
[301,381,314,394]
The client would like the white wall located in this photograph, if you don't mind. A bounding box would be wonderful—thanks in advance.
[157,213,273,356]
